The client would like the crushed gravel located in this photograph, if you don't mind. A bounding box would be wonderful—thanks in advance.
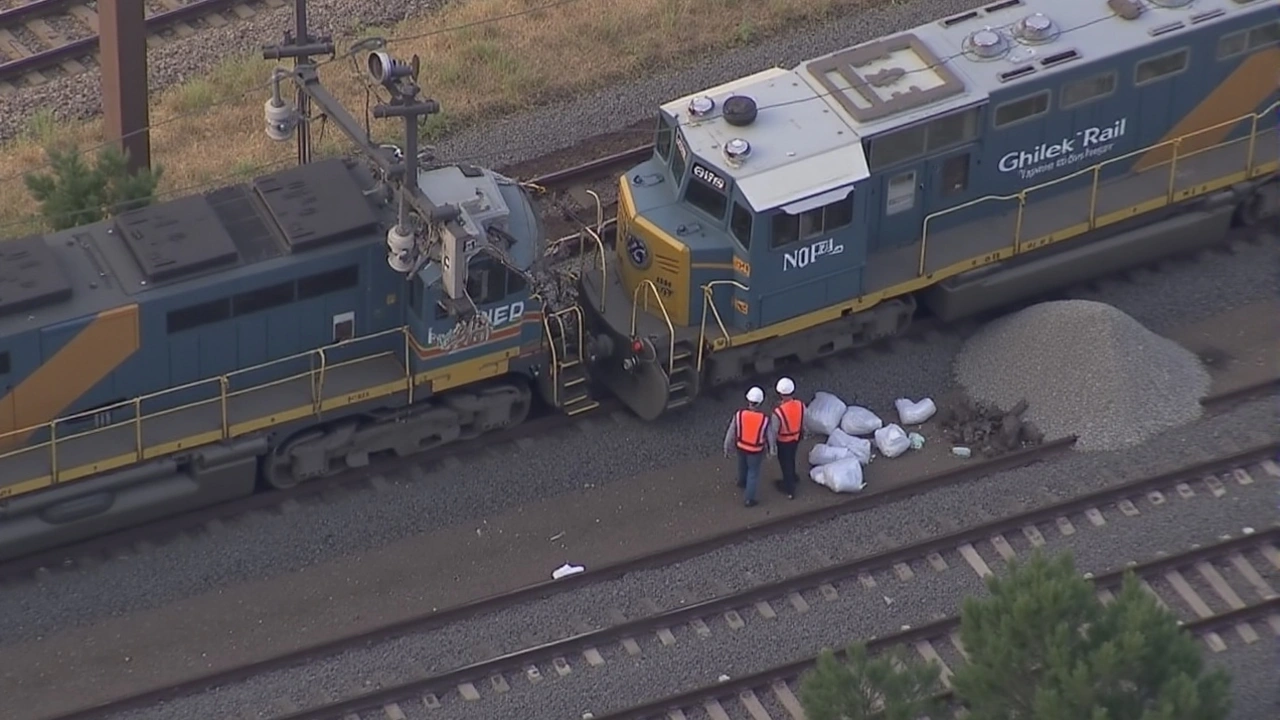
[100,405,1280,720]
[0,0,1276,709]
[954,300,1213,452]
[0,238,1273,651]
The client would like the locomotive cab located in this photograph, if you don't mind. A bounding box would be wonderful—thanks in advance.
[402,165,544,374]
[615,70,875,333]
[583,68,880,419]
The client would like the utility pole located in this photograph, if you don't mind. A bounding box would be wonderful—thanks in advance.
[99,0,150,173]
[262,0,333,165]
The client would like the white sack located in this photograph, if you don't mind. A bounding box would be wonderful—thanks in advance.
[814,457,865,493]
[840,405,883,436]
[808,443,852,466]
[804,391,847,435]
[895,397,938,425]
[874,423,911,458]
[827,429,872,464]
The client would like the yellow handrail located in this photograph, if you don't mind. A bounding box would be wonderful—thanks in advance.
[918,101,1278,274]
[540,305,587,406]
[0,322,419,482]
[630,279,676,375]
[697,279,749,372]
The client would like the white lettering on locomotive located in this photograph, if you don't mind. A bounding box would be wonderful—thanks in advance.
[426,300,525,352]
[997,118,1127,181]
[783,238,845,272]
[692,163,727,190]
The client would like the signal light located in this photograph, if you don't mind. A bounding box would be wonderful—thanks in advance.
[631,339,644,353]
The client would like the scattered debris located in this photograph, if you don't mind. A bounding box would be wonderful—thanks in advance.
[935,397,1044,458]
[552,563,585,579]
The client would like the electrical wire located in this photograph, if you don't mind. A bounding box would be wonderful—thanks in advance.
[0,3,1176,220]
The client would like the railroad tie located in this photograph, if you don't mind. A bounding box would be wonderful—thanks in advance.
[1195,561,1260,644]
[0,29,48,85]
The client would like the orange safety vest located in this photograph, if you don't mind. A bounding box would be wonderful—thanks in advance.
[774,399,803,443]
[736,409,768,453]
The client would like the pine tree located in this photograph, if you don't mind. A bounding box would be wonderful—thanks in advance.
[951,550,1233,720]
[24,145,163,231]
[799,642,943,720]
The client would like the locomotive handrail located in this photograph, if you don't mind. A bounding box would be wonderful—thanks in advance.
[0,324,413,485]
[696,280,749,373]
[630,279,676,375]
[581,226,609,312]
[918,101,1279,275]
[540,304,588,406]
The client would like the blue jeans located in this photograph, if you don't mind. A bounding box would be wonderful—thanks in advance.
[737,450,764,502]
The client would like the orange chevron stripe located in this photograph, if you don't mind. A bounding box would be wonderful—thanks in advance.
[1133,47,1280,173]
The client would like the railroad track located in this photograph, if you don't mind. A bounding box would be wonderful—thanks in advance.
[0,0,282,90]
[47,439,1280,720]
[599,532,1280,720]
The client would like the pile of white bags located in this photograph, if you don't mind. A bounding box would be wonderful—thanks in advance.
[804,392,847,435]
[803,390,937,492]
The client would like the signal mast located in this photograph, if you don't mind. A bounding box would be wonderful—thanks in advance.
[261,19,481,320]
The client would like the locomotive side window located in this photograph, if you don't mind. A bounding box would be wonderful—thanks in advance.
[868,108,979,171]
[1247,21,1280,50]
[655,115,673,161]
[465,256,527,306]
[297,265,359,300]
[232,281,294,317]
[1060,71,1117,110]
[771,197,854,249]
[166,264,361,335]
[685,177,728,220]
[730,202,753,249]
[993,91,1050,128]
[0,351,9,375]
[771,214,800,249]
[941,154,971,196]
[408,275,425,316]
[1135,49,1188,86]
[870,124,926,170]
[167,299,231,334]
[1217,30,1249,59]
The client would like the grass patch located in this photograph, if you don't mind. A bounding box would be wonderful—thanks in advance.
[0,0,857,232]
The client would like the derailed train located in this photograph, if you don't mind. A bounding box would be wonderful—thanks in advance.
[0,0,1275,559]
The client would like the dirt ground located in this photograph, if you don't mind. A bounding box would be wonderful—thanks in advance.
[3,301,1273,719]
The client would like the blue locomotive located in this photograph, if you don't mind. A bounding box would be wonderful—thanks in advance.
[0,0,1275,560]
[587,0,1279,420]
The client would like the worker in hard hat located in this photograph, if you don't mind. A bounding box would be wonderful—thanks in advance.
[771,377,805,499]
[723,386,775,507]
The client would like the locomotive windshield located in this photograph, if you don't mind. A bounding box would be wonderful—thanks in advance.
[655,114,674,161]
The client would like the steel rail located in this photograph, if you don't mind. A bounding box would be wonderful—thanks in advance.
[0,0,79,27]
[0,0,244,82]
[253,442,1280,720]
[526,145,653,188]
[593,530,1280,720]
[39,436,1076,720]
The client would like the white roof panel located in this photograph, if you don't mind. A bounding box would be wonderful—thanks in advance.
[662,68,870,212]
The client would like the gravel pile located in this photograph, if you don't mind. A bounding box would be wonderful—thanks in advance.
[96,398,1280,720]
[954,300,1212,452]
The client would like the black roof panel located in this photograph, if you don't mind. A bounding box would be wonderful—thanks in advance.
[0,235,74,319]
[114,195,240,283]
[252,159,379,253]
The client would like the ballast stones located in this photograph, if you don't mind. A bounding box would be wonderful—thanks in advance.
[953,300,1211,452]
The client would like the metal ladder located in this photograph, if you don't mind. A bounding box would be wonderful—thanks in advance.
[545,306,599,416]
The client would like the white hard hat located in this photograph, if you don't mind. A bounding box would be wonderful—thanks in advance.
[776,377,795,395]
[746,386,765,404]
